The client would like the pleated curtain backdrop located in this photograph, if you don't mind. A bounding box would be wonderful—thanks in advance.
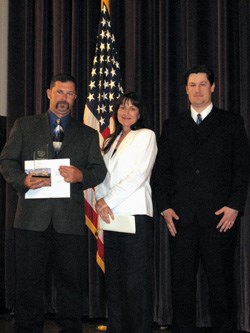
[1,0,249,330]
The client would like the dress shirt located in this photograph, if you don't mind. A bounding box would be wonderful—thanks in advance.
[191,103,213,123]
[48,110,70,133]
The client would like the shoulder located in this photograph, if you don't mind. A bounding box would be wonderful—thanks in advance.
[129,128,156,145]
[70,118,99,136]
[132,128,156,139]
[130,129,157,150]
[13,113,48,129]
[213,107,245,126]
[17,113,47,123]
[161,111,188,130]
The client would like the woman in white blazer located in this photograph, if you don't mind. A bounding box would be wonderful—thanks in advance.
[95,92,157,333]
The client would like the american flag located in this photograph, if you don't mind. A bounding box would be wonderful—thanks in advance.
[83,0,123,272]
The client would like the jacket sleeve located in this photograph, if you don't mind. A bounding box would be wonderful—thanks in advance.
[226,115,250,213]
[81,130,107,190]
[0,119,28,195]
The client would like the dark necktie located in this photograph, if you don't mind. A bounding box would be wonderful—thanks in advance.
[53,119,64,154]
[196,114,202,125]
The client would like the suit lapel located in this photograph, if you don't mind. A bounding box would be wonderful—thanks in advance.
[179,107,221,145]
[59,117,79,153]
[179,111,197,145]
[112,131,137,159]
[37,113,55,158]
[34,114,81,158]
[195,107,221,144]
[104,131,136,172]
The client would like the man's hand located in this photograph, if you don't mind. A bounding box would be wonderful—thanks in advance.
[162,208,179,236]
[59,165,83,183]
[24,174,51,189]
[95,198,114,224]
[215,206,239,232]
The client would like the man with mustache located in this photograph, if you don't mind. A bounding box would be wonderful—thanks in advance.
[153,65,250,333]
[0,73,106,332]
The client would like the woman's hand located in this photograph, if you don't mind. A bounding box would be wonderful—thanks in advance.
[96,198,114,223]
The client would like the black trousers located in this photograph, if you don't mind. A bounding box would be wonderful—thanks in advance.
[170,219,238,333]
[104,215,154,333]
[14,225,86,333]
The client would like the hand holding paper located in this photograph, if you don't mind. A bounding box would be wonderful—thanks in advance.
[25,173,51,189]
[98,214,136,234]
[59,165,83,183]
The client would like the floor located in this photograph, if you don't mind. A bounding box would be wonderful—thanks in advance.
[0,313,172,333]
[0,313,248,333]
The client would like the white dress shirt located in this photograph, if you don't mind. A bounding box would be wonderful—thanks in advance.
[191,103,213,122]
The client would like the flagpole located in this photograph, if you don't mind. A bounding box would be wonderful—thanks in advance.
[84,0,123,330]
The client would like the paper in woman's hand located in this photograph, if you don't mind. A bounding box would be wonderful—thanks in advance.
[98,215,136,234]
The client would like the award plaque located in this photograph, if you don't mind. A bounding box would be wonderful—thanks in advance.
[33,144,49,162]
[31,144,51,182]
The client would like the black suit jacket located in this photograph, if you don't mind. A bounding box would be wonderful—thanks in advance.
[0,112,106,235]
[153,107,250,227]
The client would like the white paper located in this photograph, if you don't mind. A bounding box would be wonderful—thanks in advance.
[24,158,70,199]
[98,215,136,234]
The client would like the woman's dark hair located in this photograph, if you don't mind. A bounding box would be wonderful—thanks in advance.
[103,91,146,154]
[184,65,215,86]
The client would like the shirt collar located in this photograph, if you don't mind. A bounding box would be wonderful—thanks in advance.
[190,103,213,122]
[48,110,70,129]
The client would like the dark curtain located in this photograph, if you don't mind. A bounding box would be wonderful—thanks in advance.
[0,117,6,311]
[1,0,249,331]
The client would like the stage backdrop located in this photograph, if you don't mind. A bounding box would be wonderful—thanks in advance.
[1,0,249,331]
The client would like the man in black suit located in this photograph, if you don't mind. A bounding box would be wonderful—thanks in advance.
[153,65,250,333]
[0,73,106,332]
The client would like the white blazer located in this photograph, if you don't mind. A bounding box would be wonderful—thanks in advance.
[95,128,158,217]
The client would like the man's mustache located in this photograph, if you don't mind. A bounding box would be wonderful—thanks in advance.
[56,101,69,109]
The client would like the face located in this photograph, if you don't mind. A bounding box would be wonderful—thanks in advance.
[186,73,215,112]
[117,99,140,132]
[47,81,77,117]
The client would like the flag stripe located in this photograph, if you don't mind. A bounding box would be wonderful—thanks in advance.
[85,195,98,236]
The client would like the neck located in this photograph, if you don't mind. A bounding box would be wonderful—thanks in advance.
[122,128,131,135]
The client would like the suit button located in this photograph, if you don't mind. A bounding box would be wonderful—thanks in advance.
[195,169,200,175]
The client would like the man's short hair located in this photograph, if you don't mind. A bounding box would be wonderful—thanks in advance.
[50,73,77,90]
[184,65,215,86]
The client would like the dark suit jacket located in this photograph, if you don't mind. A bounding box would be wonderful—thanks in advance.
[0,112,106,235]
[153,106,250,227]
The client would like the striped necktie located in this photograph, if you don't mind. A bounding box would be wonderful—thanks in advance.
[196,114,202,125]
[53,119,64,154]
